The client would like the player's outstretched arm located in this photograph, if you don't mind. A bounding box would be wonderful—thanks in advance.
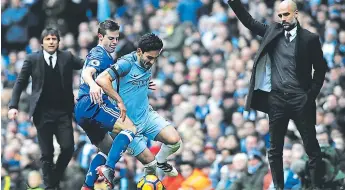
[95,71,127,122]
[82,67,103,104]
[227,0,268,37]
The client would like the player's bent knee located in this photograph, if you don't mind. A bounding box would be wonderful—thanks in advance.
[166,132,181,145]
[169,139,182,152]
[170,135,181,144]
[158,125,181,144]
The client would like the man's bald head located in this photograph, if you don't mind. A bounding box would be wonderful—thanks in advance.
[279,0,297,12]
[277,0,298,31]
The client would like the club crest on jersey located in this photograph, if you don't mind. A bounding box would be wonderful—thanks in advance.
[90,60,100,66]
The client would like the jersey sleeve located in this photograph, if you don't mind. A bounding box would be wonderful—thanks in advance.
[106,58,132,81]
[85,48,109,72]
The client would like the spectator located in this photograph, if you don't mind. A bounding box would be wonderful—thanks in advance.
[42,0,68,35]
[176,0,203,26]
[60,158,85,190]
[265,147,300,189]
[180,159,213,190]
[1,165,13,190]
[197,0,213,20]
[27,170,44,190]
[161,11,187,62]
[230,150,268,190]
[162,165,184,190]
[256,118,270,149]
[1,0,30,52]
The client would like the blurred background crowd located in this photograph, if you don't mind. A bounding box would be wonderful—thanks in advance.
[1,0,345,189]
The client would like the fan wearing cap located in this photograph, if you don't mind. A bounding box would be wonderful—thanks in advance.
[230,150,268,190]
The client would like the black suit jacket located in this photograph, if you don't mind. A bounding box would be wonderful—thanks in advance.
[228,0,328,119]
[9,50,84,117]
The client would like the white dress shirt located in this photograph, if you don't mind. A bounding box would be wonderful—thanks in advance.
[285,26,297,42]
[43,50,57,68]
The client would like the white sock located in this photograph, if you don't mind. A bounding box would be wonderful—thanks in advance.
[156,140,181,163]
[144,160,157,175]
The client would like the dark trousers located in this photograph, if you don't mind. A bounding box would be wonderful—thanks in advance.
[267,91,322,189]
[33,109,74,189]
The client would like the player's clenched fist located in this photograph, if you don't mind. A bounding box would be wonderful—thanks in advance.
[8,108,18,120]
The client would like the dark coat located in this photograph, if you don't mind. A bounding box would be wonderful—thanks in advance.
[9,50,84,117]
[228,0,328,124]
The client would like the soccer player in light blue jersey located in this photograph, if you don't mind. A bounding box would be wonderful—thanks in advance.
[74,20,136,190]
[95,33,182,182]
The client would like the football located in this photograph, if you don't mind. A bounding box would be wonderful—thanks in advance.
[137,175,165,190]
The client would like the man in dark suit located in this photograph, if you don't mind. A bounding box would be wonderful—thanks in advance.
[8,28,84,190]
[227,0,328,189]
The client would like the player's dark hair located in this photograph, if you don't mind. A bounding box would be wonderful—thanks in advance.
[98,20,120,36]
[138,33,163,53]
[40,27,60,43]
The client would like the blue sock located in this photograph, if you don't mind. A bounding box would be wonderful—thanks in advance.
[85,152,107,187]
[105,130,134,169]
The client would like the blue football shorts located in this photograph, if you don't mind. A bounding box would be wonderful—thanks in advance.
[75,95,120,144]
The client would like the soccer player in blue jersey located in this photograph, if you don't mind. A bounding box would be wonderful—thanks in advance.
[74,20,136,190]
[95,33,182,183]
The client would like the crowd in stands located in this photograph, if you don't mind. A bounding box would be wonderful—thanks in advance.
[1,0,345,189]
